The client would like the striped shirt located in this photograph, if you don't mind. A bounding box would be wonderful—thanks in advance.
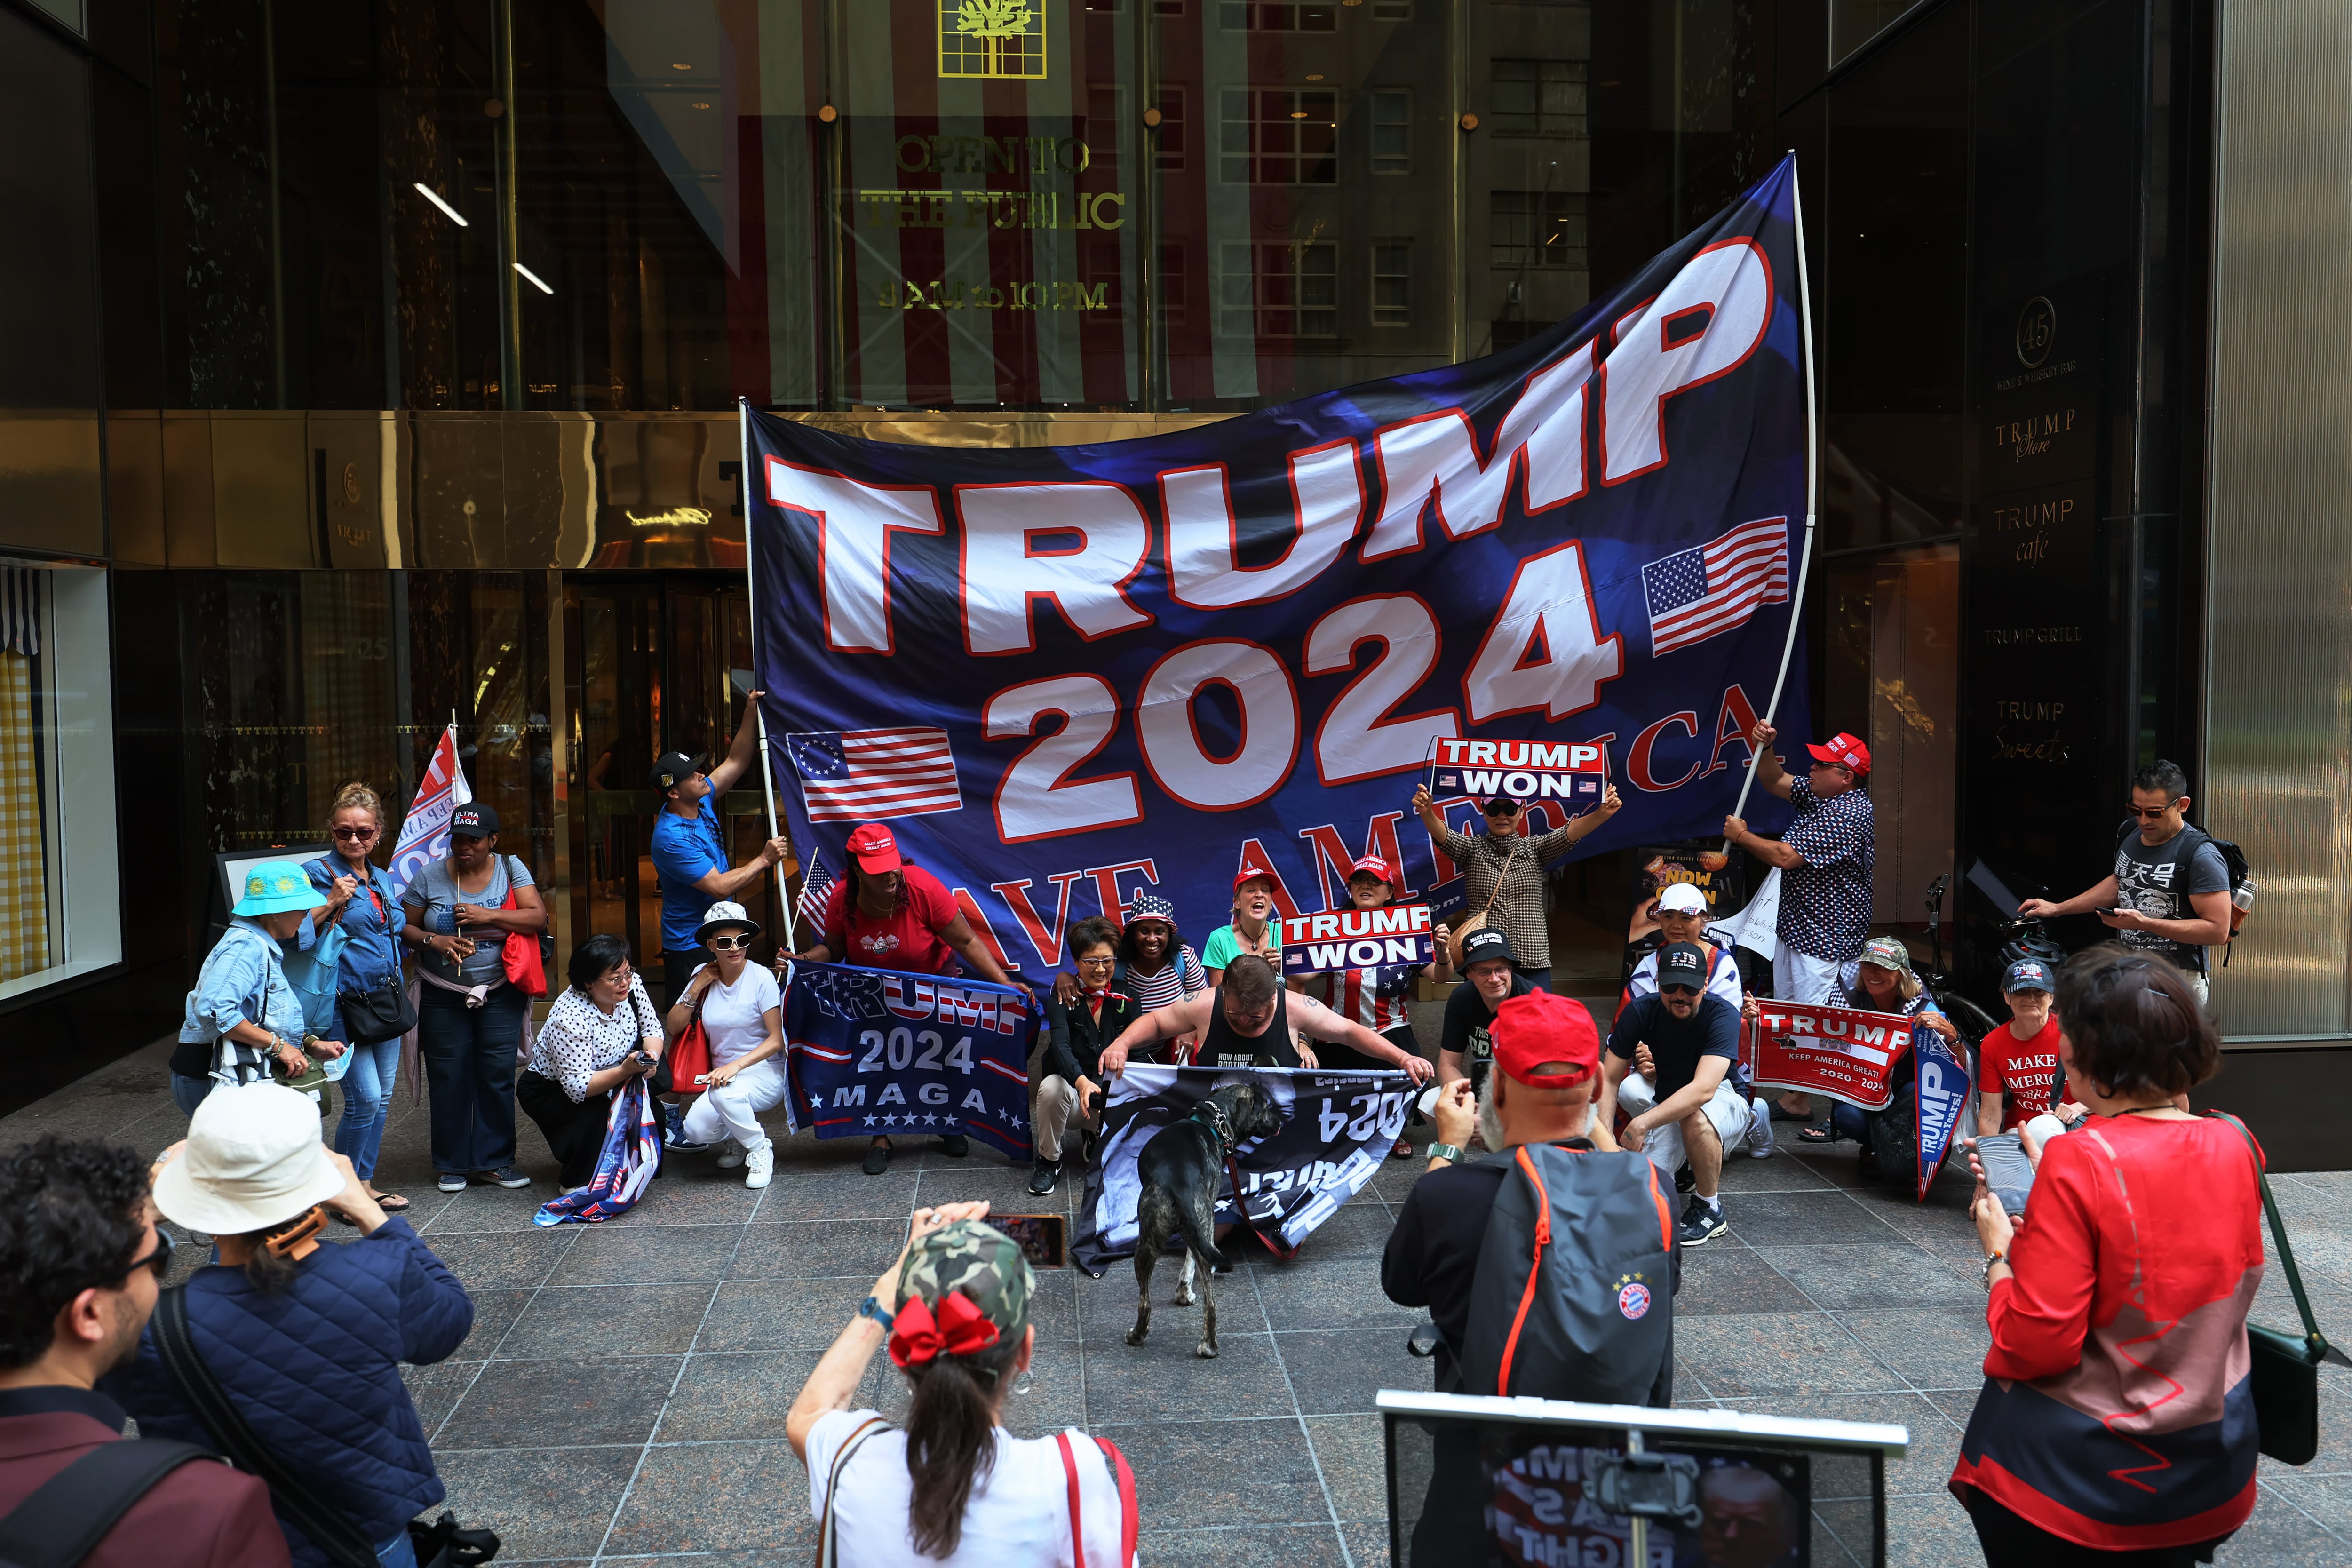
[1123,946,1207,1013]
[1319,963,1417,1035]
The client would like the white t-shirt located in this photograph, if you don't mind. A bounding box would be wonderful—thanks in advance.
[806,1409,1128,1568]
[689,961,782,1067]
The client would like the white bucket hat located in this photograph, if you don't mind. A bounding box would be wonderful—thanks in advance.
[695,899,762,946]
[154,1082,344,1236]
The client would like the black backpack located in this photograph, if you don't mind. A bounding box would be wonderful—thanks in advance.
[1457,1143,1677,1403]
[2112,819,2254,967]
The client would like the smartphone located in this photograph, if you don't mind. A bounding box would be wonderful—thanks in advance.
[2090,907,2118,917]
[693,1073,712,1087]
[986,1213,1067,1269]
[1974,1132,2036,1217]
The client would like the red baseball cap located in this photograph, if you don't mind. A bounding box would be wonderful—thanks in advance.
[845,822,903,874]
[1348,855,1394,885]
[1805,733,1870,775]
[1489,991,1601,1087]
[1233,860,1277,894]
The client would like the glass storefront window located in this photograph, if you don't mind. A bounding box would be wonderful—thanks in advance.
[0,565,120,1000]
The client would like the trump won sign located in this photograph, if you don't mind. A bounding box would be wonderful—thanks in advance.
[1427,739,1608,807]
[1279,902,1436,977]
[1744,999,1914,1112]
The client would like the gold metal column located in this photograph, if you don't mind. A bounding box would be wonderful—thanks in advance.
[492,0,524,412]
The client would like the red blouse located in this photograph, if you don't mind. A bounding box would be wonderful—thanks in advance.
[1951,1114,2266,1551]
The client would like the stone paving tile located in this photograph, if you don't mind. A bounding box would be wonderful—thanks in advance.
[601,1439,819,1558]
[547,1221,747,1285]
[1674,1311,1907,1399]
[1723,1189,1915,1247]
[498,1281,720,1358]
[1097,1416,1337,1526]
[1303,1412,1388,1521]
[1249,1254,1422,1330]
[1084,1331,1298,1424]
[1752,1241,1984,1309]
[430,1443,643,1561]
[1135,1522,1352,1566]
[1839,1306,1997,1391]
[1677,1243,1820,1314]
[437,1353,683,1449]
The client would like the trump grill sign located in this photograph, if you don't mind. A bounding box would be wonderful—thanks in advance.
[750,159,1812,972]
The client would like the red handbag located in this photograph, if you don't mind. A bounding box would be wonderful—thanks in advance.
[498,858,548,997]
[667,980,714,1087]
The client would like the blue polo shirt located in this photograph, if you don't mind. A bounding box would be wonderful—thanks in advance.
[650,799,729,953]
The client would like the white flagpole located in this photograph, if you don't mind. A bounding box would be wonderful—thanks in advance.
[1729,157,1820,836]
[738,399,799,963]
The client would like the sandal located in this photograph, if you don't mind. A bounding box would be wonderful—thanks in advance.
[1796,1125,1836,1144]
[373,1193,410,1213]
[1769,1101,1814,1122]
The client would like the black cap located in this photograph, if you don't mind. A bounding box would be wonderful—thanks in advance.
[1460,925,1516,970]
[1658,941,1707,987]
[650,750,701,791]
[450,803,499,838]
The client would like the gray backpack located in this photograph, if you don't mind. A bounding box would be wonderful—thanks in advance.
[1457,1143,1677,1402]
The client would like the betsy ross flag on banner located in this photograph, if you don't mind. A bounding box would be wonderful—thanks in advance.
[388,723,470,895]
[786,727,961,822]
[1641,515,1791,654]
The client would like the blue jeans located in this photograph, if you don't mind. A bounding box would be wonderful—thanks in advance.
[417,985,526,1174]
[376,1528,417,1568]
[170,1073,213,1117]
[333,1029,404,1182]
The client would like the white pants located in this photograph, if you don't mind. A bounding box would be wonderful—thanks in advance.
[1773,948,1859,1004]
[1616,1072,1754,1178]
[681,1057,788,1154]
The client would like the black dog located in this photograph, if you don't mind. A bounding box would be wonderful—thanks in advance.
[1126,1079,1283,1359]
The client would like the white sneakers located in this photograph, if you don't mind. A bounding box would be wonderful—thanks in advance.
[1747,1097,1775,1159]
[744,1146,773,1189]
[715,1139,743,1170]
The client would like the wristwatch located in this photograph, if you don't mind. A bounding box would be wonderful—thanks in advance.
[857,1295,896,1332]
[1426,1143,1464,1165]
[1981,1252,2009,1289]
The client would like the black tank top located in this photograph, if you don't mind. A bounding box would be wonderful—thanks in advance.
[1198,985,1303,1069]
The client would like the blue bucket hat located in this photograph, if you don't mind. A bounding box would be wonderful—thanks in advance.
[233,860,327,917]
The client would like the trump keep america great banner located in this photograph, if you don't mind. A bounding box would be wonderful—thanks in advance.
[748,160,1809,974]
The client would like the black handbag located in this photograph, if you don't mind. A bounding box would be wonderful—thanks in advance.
[2208,1110,2350,1465]
[151,1286,500,1568]
[340,978,417,1043]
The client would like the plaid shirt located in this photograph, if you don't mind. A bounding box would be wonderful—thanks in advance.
[1430,822,1581,969]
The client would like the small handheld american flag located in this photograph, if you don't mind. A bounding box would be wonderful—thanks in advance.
[1640,515,1791,655]
[795,848,834,934]
[785,726,963,822]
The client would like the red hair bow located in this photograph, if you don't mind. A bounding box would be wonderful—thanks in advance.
[887,1290,1001,1369]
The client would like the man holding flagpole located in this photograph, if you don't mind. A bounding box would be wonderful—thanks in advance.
[651,689,792,1009]
[1722,719,1875,1121]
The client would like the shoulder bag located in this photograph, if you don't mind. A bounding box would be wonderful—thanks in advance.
[2207,1110,2350,1465]
[655,972,715,1094]
[336,866,418,1043]
[1446,838,1531,970]
[814,1416,892,1568]
[498,856,549,998]
[151,1286,500,1568]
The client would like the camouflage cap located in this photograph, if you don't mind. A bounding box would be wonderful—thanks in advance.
[894,1218,1033,1341]
[1859,935,1915,975]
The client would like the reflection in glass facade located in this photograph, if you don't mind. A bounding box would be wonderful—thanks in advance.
[132,0,1778,416]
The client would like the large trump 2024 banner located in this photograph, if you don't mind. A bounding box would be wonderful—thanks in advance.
[749,160,1809,972]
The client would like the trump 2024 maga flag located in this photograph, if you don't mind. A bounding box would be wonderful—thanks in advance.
[749,159,1814,976]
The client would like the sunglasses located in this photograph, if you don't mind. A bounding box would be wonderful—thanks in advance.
[1077,955,1117,968]
[1661,984,1701,998]
[2126,801,2178,820]
[331,825,378,841]
[1484,804,1521,818]
[111,1229,173,1287]
[707,934,752,951]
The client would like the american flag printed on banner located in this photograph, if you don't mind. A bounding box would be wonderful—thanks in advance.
[785,726,963,822]
[1640,516,1792,655]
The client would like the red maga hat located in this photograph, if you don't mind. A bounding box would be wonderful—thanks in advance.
[845,822,903,874]
[1348,855,1394,884]
[1489,991,1600,1086]
[1233,861,1277,893]
[1805,732,1871,774]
